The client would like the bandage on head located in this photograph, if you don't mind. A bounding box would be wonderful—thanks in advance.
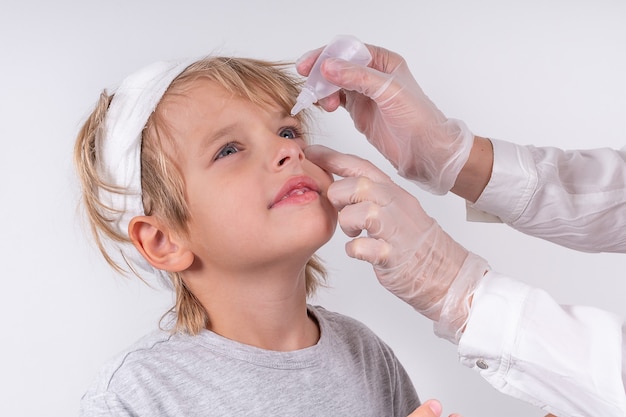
[95,59,195,285]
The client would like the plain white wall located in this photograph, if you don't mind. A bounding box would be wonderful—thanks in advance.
[2,0,625,415]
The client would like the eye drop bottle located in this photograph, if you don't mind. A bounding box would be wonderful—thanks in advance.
[291,35,372,116]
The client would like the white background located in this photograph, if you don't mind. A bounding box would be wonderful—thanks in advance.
[1,1,625,416]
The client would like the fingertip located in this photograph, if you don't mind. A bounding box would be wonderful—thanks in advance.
[295,47,323,76]
[317,93,342,112]
[304,145,334,172]
[425,399,442,416]
[303,144,327,159]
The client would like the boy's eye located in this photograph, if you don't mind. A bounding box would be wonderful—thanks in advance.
[215,143,239,160]
[279,127,301,140]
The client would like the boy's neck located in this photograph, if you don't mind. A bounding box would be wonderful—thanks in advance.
[183,264,320,351]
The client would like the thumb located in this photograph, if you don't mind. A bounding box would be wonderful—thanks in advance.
[407,400,443,417]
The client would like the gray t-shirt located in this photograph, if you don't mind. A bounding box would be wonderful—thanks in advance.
[80,305,420,416]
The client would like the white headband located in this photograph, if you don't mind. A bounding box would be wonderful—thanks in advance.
[95,59,196,286]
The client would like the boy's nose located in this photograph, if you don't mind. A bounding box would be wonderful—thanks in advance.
[272,139,305,170]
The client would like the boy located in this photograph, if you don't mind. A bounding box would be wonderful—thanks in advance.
[75,56,420,416]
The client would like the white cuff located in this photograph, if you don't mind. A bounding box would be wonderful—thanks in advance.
[458,271,626,416]
[468,139,537,224]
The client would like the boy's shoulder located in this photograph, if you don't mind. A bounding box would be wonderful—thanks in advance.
[309,304,389,348]
[308,304,367,327]
[309,304,368,328]
[310,304,375,328]
[308,305,408,384]
[85,328,182,391]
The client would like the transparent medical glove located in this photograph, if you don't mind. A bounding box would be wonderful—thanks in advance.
[306,145,489,342]
[297,44,474,195]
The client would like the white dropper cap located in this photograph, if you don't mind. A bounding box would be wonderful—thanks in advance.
[291,88,316,116]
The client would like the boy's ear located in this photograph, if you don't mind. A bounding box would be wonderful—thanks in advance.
[128,216,194,272]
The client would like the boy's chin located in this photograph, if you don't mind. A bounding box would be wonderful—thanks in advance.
[311,219,337,246]
[298,229,336,258]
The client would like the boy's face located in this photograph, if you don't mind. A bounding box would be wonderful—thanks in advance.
[162,79,338,273]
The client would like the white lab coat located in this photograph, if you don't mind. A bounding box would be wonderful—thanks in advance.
[459,139,626,417]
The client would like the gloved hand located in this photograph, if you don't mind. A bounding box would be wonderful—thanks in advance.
[296,43,474,195]
[306,145,489,342]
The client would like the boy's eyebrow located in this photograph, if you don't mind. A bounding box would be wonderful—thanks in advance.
[278,113,302,128]
[199,123,239,151]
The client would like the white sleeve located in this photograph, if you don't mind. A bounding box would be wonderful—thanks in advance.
[458,271,626,417]
[468,139,626,253]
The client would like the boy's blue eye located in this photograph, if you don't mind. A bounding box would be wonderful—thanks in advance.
[279,127,301,140]
[215,143,239,160]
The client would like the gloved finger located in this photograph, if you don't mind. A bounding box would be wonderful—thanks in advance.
[336,200,384,237]
[296,43,389,75]
[364,43,405,75]
[296,44,405,112]
[320,57,390,100]
[336,187,417,244]
[328,175,400,214]
[316,92,343,112]
[295,46,324,76]
[320,55,404,102]
[295,46,344,111]
[304,145,391,183]
[344,236,391,267]
[301,43,402,100]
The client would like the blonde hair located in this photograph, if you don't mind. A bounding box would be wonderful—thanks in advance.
[74,57,327,335]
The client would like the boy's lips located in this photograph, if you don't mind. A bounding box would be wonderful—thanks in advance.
[270,176,321,208]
